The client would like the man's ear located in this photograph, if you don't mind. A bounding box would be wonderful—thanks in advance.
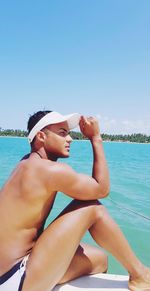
[36,131,46,143]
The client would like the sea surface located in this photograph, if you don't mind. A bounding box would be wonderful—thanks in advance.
[0,137,150,275]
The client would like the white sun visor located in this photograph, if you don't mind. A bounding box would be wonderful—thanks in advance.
[28,111,81,143]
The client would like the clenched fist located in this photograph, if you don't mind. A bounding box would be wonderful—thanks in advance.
[79,116,102,140]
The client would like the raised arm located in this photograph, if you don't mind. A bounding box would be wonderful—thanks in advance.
[80,116,110,197]
[51,115,110,200]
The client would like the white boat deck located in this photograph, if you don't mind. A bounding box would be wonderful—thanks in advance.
[54,273,129,290]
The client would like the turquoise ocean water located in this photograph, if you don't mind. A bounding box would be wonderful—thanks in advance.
[0,137,150,275]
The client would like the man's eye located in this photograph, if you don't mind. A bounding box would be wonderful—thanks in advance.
[59,132,66,137]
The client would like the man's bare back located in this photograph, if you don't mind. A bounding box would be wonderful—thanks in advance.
[0,155,58,274]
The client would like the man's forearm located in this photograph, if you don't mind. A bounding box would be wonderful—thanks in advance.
[90,136,110,197]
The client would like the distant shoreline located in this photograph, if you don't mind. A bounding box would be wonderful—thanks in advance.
[0,135,150,144]
[0,135,26,139]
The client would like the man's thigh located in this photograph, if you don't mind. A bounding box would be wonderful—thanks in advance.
[21,200,101,290]
[22,200,105,290]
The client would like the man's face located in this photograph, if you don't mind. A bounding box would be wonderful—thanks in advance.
[43,121,73,160]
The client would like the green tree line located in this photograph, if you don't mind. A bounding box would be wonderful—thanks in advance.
[0,128,150,143]
[0,128,27,137]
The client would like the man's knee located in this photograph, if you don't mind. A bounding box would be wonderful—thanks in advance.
[75,199,106,222]
[93,203,108,221]
[73,199,108,223]
[57,199,107,228]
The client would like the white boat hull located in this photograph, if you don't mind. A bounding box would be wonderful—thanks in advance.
[54,273,129,290]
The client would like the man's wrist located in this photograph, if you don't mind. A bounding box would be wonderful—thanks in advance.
[90,135,103,143]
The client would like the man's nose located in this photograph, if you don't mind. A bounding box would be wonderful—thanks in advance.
[67,134,73,143]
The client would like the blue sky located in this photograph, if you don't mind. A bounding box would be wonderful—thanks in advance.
[0,0,150,134]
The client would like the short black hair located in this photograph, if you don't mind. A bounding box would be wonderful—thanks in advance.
[27,110,52,134]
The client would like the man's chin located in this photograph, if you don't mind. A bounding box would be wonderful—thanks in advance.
[60,153,70,158]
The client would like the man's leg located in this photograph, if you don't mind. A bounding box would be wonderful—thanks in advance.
[22,200,150,291]
[55,199,150,290]
[22,201,102,291]
[59,243,108,284]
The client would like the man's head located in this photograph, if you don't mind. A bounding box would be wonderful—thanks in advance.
[27,110,80,159]
[27,110,52,143]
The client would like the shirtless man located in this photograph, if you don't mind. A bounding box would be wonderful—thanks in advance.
[0,110,150,291]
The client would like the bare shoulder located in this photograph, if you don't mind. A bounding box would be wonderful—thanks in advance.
[45,161,79,189]
[23,157,105,200]
[48,161,73,173]
[46,161,76,178]
[18,156,71,173]
[44,161,75,182]
[46,161,101,200]
[25,157,74,189]
[46,161,109,200]
[25,159,76,195]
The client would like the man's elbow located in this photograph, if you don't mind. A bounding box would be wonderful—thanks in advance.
[98,185,110,198]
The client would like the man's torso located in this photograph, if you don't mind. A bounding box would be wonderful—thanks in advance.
[0,155,57,274]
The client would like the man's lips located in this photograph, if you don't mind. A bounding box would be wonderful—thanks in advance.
[65,146,70,150]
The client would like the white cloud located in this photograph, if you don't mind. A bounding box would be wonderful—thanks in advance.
[97,115,150,135]
[121,119,150,134]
